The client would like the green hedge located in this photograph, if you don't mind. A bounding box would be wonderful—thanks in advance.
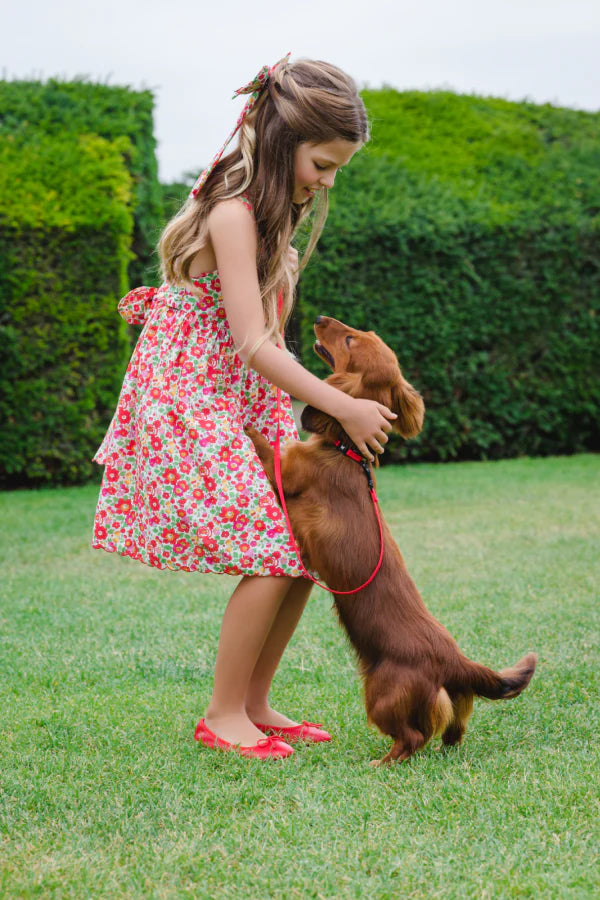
[0,79,162,284]
[0,133,133,232]
[299,91,600,461]
[0,133,133,486]
[363,89,598,219]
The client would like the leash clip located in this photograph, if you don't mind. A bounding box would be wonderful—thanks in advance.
[361,459,375,490]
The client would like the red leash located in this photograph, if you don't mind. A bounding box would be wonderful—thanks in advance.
[273,386,385,594]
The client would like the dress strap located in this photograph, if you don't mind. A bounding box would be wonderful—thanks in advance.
[237,193,253,214]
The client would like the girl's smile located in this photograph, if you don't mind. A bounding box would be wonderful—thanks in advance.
[293,138,362,204]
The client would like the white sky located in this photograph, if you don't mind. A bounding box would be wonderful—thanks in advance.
[3,0,599,182]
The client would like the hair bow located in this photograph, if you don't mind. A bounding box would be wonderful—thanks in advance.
[189,53,291,199]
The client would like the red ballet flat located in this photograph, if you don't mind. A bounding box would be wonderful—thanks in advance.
[254,720,332,743]
[194,718,294,759]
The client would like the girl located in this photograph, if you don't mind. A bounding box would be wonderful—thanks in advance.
[93,55,396,759]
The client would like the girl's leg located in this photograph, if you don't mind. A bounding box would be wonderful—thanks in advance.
[245,577,313,727]
[204,574,294,746]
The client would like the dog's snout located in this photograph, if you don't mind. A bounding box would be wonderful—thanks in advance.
[315,316,323,325]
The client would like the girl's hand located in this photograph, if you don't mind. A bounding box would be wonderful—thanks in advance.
[288,246,299,285]
[337,398,397,462]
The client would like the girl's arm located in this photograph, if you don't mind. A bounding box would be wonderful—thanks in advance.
[209,199,396,461]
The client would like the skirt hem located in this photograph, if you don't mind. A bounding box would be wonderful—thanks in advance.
[91,540,306,578]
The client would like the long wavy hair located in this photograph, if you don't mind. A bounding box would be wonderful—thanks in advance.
[158,58,369,363]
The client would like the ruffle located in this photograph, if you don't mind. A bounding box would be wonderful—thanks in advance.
[118,286,159,325]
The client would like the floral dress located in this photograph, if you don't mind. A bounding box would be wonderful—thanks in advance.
[92,200,302,577]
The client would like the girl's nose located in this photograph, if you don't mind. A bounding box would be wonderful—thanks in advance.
[320,171,336,189]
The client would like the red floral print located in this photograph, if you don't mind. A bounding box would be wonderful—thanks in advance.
[92,199,301,577]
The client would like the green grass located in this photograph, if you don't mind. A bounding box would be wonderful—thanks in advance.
[1,455,598,899]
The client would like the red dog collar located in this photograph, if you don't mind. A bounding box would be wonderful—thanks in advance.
[334,439,375,490]
[334,439,363,462]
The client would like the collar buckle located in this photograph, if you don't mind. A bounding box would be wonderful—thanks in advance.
[334,439,375,490]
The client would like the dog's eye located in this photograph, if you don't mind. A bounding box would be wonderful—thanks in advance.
[345,335,353,347]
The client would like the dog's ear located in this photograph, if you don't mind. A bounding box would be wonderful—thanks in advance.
[390,376,425,438]
[300,405,332,434]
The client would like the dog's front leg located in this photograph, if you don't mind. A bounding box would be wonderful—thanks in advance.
[244,426,276,488]
[245,426,309,499]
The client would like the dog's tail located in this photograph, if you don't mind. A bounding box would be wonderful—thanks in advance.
[459,652,537,700]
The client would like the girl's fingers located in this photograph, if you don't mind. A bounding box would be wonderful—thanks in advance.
[344,400,396,460]
[379,405,398,421]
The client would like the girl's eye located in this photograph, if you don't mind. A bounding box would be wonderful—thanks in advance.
[314,163,327,171]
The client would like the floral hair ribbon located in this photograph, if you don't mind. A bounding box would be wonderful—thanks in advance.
[189,53,291,199]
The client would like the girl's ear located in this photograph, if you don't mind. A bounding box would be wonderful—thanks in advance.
[390,376,425,438]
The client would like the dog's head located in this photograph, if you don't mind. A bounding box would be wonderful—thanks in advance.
[301,316,424,440]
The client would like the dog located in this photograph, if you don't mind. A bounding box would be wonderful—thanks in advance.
[245,316,536,764]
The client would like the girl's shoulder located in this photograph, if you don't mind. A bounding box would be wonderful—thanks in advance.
[208,193,255,233]
[191,195,255,278]
[209,193,253,219]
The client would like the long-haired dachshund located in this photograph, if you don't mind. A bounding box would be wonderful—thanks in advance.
[245,316,536,764]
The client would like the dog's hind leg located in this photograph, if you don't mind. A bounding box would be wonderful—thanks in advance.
[366,666,444,765]
[441,692,474,747]
[371,728,427,766]
[431,687,453,737]
[373,686,452,764]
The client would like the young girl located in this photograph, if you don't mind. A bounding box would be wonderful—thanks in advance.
[92,55,396,759]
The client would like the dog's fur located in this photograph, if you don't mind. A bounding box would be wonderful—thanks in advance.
[245,316,536,764]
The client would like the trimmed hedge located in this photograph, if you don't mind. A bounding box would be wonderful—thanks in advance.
[0,77,166,487]
[299,91,600,461]
[0,132,133,486]
[0,79,162,284]
[0,133,133,232]
[3,85,597,483]
[363,89,599,221]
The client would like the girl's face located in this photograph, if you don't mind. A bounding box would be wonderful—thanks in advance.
[293,138,362,204]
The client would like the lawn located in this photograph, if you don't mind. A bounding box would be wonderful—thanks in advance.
[1,454,598,899]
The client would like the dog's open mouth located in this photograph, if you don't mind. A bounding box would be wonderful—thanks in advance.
[314,341,335,368]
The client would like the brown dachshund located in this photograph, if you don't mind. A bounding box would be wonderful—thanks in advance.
[246,316,536,764]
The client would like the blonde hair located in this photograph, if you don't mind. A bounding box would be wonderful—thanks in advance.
[158,58,369,364]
